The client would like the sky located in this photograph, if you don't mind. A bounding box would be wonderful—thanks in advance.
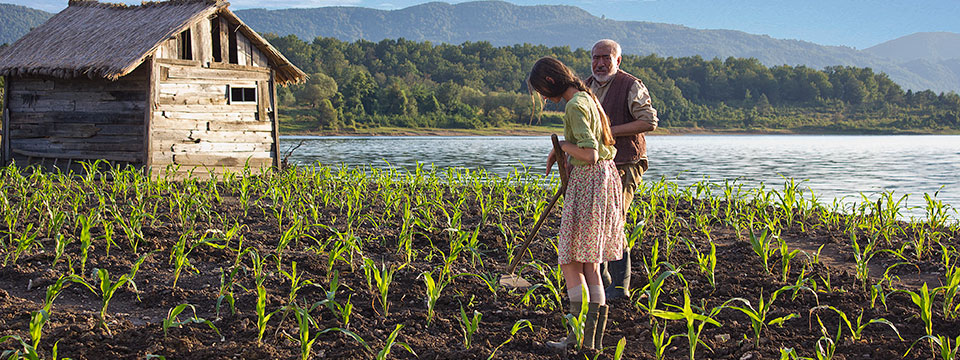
[11,0,960,49]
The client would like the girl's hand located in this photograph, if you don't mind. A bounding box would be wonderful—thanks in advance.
[546,149,557,175]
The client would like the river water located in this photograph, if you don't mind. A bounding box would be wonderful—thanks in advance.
[280,135,960,219]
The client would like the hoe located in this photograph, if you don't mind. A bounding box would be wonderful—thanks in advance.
[499,134,568,289]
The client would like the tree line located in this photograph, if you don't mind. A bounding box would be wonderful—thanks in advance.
[265,34,960,133]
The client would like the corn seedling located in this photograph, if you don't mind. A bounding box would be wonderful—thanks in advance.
[215,266,244,319]
[650,320,679,360]
[728,285,808,346]
[362,258,400,316]
[748,225,776,273]
[810,305,901,342]
[162,304,223,341]
[650,289,725,360]
[280,261,315,306]
[684,238,717,288]
[375,324,416,360]
[894,282,937,337]
[777,238,801,282]
[487,319,533,360]
[458,304,482,349]
[905,334,960,360]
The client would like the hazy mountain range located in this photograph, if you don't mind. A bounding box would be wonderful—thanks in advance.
[2,1,958,93]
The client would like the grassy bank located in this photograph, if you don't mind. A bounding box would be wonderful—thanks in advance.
[0,163,958,359]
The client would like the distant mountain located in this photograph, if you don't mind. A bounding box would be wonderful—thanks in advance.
[0,3,52,46]
[234,1,959,93]
[864,32,960,63]
[0,1,956,93]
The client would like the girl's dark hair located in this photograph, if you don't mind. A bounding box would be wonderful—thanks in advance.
[528,57,615,146]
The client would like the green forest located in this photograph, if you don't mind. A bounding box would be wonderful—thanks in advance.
[264,34,960,134]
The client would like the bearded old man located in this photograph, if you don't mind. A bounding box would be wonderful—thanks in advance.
[585,39,659,300]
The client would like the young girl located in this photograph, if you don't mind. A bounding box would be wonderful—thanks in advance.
[528,57,625,350]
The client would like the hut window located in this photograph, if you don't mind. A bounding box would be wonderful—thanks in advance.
[211,18,222,62]
[178,29,193,60]
[229,86,257,103]
[228,27,238,64]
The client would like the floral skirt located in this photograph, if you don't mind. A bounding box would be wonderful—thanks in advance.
[557,159,625,264]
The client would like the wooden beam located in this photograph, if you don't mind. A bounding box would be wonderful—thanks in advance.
[219,17,230,64]
[144,56,157,173]
[2,77,9,164]
[156,58,201,67]
[269,69,280,169]
[196,19,212,66]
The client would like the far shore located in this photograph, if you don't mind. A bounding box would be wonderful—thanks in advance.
[281,125,960,137]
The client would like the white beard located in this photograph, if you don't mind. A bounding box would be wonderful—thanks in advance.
[593,71,615,83]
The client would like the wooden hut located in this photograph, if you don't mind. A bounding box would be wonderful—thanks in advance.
[0,0,306,177]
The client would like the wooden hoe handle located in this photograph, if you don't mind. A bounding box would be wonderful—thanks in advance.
[505,134,568,274]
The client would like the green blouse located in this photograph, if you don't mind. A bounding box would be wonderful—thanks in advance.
[563,91,617,166]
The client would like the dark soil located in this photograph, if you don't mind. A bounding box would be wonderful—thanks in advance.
[0,177,957,360]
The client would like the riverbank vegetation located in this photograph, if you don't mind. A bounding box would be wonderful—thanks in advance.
[265,35,960,135]
[0,162,958,359]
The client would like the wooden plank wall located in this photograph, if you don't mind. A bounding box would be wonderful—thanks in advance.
[151,60,275,177]
[157,18,269,70]
[6,66,148,171]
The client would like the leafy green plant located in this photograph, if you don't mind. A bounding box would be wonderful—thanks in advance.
[162,304,223,341]
[905,334,960,360]
[375,324,416,360]
[487,319,533,359]
[458,304,482,349]
[894,283,937,337]
[362,258,401,316]
[650,289,725,360]
[728,285,809,346]
[748,225,776,273]
[809,305,901,342]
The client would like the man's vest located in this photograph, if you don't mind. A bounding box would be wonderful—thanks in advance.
[587,70,646,164]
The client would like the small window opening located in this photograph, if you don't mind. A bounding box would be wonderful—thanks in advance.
[230,86,257,103]
[178,29,193,60]
[228,26,238,64]
[211,18,222,62]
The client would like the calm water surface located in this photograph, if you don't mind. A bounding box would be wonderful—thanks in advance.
[281,135,960,219]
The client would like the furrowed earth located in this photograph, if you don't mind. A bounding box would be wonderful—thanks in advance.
[0,166,957,359]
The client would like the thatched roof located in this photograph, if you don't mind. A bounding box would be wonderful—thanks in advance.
[0,0,305,85]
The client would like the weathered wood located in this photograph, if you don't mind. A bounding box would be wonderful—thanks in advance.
[145,55,157,171]
[171,142,269,153]
[270,69,280,168]
[10,111,141,125]
[237,32,249,66]
[156,104,258,113]
[11,123,142,137]
[171,153,272,167]
[2,78,9,164]
[195,21,212,66]
[253,46,268,67]
[164,65,270,82]
[209,121,273,132]
[152,129,272,143]
[156,58,201,67]
[208,62,271,73]
[155,111,258,122]
[15,138,144,152]
[219,17,230,65]
[12,148,140,163]
[158,96,228,106]
[257,80,267,121]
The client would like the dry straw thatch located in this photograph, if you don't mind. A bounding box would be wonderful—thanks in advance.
[0,0,305,84]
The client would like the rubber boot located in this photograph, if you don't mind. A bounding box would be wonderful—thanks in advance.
[581,302,601,350]
[547,301,582,350]
[604,248,631,299]
[593,304,608,350]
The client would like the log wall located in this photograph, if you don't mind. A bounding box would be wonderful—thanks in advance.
[150,59,275,177]
[5,65,147,172]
